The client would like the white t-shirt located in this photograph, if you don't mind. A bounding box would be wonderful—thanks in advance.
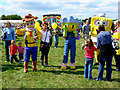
[40,30,51,43]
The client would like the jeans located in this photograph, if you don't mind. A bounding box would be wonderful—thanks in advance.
[96,55,113,81]
[54,36,59,47]
[4,40,11,61]
[84,58,93,79]
[63,40,76,63]
[19,53,23,60]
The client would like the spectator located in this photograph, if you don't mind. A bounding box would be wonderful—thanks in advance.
[1,21,16,62]
[96,25,114,81]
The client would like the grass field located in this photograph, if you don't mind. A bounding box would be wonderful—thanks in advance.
[1,33,120,88]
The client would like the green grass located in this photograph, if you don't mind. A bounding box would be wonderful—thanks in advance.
[1,34,120,88]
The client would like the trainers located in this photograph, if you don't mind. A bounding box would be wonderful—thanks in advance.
[82,44,85,50]
[21,59,24,62]
[41,65,44,68]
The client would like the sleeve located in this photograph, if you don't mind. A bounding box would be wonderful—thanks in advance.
[36,29,43,40]
[63,28,67,37]
[94,46,97,51]
[97,36,101,49]
[1,29,5,36]
[73,30,77,38]
[12,29,16,42]
[82,25,84,32]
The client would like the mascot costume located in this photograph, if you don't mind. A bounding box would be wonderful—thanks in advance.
[17,14,43,73]
[89,17,112,64]
[61,16,80,70]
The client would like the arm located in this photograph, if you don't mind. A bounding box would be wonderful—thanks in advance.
[97,36,101,49]
[73,30,77,38]
[12,29,16,42]
[63,28,67,38]
[36,29,43,40]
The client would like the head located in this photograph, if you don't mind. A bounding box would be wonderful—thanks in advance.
[85,39,93,49]
[18,42,22,46]
[6,21,12,28]
[11,40,15,45]
[86,20,89,25]
[98,25,105,32]
[90,17,112,37]
[42,23,48,31]
[115,21,120,30]
[22,14,37,31]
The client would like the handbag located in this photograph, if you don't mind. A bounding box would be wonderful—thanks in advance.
[1,33,6,41]
[40,31,48,50]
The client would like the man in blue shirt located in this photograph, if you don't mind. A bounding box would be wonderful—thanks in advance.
[1,21,16,62]
[96,25,113,81]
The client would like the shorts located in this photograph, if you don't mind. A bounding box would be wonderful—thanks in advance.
[25,47,38,62]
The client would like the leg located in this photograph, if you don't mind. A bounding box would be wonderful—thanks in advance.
[96,57,106,81]
[61,40,69,69]
[5,41,11,61]
[70,40,76,69]
[24,47,31,72]
[41,49,45,67]
[88,60,93,79]
[84,59,88,78]
[106,56,113,80]
[45,44,50,66]
[54,36,57,47]
[32,47,38,72]
[10,55,13,63]
[14,55,19,63]
[56,36,59,47]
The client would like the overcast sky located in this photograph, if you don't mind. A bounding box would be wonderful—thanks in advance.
[0,0,119,20]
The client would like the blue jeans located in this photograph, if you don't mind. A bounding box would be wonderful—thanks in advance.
[84,58,93,79]
[25,47,38,62]
[96,55,113,81]
[4,40,11,61]
[63,40,76,63]
[54,36,59,47]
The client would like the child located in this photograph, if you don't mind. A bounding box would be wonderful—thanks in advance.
[84,38,97,79]
[18,42,24,61]
[10,40,19,64]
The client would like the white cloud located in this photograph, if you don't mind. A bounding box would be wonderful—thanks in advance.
[0,0,119,20]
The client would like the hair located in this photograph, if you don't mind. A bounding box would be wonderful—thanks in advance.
[98,25,105,32]
[11,40,15,43]
[42,23,48,26]
[6,21,12,27]
[18,42,22,45]
[115,21,120,30]
[85,38,93,50]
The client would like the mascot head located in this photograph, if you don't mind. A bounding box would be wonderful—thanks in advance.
[22,14,38,31]
[62,16,79,32]
[90,17,112,37]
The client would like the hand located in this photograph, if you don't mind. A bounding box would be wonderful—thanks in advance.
[63,36,66,39]
[4,31,7,34]
[34,36,38,39]
[82,35,84,38]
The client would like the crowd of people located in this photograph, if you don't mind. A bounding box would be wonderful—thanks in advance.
[1,14,120,81]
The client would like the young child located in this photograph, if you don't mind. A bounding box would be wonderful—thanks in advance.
[10,40,19,64]
[84,38,97,79]
[18,42,24,61]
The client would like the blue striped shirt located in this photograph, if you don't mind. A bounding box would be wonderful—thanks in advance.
[97,31,112,49]
[1,27,16,42]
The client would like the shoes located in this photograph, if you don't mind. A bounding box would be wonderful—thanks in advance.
[54,47,57,48]
[45,65,50,67]
[70,66,76,70]
[21,59,24,62]
[5,60,9,62]
[115,68,120,71]
[61,66,67,70]
[94,63,99,65]
[82,44,85,50]
[41,65,44,68]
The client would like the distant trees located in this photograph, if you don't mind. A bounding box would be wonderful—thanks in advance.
[0,14,22,20]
